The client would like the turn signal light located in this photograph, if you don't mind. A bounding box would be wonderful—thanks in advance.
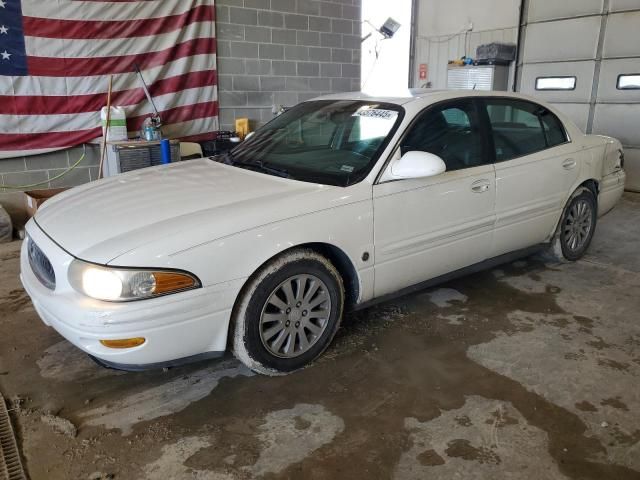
[153,272,198,295]
[100,338,146,349]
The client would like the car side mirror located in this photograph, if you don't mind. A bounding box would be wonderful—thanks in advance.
[390,151,446,180]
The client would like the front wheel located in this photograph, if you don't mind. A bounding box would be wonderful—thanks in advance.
[232,249,344,375]
[548,187,597,262]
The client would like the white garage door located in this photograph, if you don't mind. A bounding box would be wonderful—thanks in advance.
[517,0,640,191]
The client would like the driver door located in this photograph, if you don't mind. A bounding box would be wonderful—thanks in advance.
[373,99,497,297]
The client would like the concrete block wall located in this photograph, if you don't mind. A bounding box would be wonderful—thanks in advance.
[0,145,100,193]
[216,0,362,130]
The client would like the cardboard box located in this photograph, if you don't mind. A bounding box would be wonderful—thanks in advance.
[24,188,68,218]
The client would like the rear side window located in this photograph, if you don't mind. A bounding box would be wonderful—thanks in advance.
[485,99,566,161]
[401,100,486,172]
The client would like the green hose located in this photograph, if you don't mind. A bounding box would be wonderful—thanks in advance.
[1,145,87,190]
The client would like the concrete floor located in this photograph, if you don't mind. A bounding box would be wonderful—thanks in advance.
[0,193,639,480]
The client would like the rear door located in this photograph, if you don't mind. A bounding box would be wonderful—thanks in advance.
[373,98,496,298]
[482,98,581,256]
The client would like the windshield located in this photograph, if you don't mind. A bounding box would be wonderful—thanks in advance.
[222,100,404,186]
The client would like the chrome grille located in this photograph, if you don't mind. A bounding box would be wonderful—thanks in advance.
[28,238,56,290]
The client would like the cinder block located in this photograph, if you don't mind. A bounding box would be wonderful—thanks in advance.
[273,60,297,75]
[260,76,287,91]
[342,34,360,49]
[48,167,91,188]
[298,92,319,102]
[244,0,270,9]
[320,1,342,18]
[342,5,360,20]
[286,76,309,90]
[309,16,331,32]
[272,29,298,45]
[247,91,274,106]
[218,23,245,41]
[284,45,309,60]
[341,63,359,78]
[217,0,244,6]
[350,78,361,91]
[218,57,245,74]
[320,63,341,77]
[285,14,309,30]
[352,48,361,64]
[0,157,26,174]
[233,75,260,91]
[297,0,320,16]
[217,40,232,58]
[230,41,259,58]
[25,150,69,171]
[216,6,230,23]
[220,91,249,106]
[297,30,319,46]
[70,145,99,167]
[259,43,285,60]
[218,74,234,91]
[89,167,99,182]
[229,7,258,25]
[271,0,296,12]
[331,48,351,62]
[245,26,271,43]
[245,59,272,75]
[258,10,284,27]
[331,77,351,92]
[320,32,342,48]
[331,18,352,34]
[308,46,331,61]
[220,108,237,127]
[2,171,49,190]
[297,62,320,76]
[309,77,331,91]
[273,91,299,107]
[352,20,361,36]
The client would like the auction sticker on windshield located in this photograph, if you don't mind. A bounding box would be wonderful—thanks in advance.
[352,108,398,119]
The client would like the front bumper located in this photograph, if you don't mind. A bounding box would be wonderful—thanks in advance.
[21,221,245,367]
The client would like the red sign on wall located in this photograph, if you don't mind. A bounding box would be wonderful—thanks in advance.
[419,63,428,80]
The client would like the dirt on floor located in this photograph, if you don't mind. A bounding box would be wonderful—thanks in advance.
[0,193,639,480]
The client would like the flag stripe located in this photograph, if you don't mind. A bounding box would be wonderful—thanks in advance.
[1,86,218,133]
[0,70,217,115]
[20,0,212,22]
[22,5,214,40]
[25,21,212,58]
[26,37,216,77]
[1,54,215,96]
[0,101,218,150]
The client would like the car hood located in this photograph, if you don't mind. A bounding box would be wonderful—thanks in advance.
[35,159,340,264]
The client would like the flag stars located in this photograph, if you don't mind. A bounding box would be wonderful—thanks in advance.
[0,1,5,8]
[1,51,10,61]
[0,25,8,35]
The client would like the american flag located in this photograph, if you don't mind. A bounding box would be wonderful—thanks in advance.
[0,0,218,158]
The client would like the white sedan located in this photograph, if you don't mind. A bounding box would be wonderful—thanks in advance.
[21,90,626,375]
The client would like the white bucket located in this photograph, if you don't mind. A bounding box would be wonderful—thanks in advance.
[101,106,128,141]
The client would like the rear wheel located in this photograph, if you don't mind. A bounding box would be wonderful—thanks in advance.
[548,187,597,262]
[232,249,344,375]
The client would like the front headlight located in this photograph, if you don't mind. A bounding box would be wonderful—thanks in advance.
[68,260,200,302]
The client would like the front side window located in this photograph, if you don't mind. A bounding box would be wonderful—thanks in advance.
[226,100,404,186]
[485,99,566,162]
[400,100,485,172]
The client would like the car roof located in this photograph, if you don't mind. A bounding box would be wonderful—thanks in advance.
[312,89,539,106]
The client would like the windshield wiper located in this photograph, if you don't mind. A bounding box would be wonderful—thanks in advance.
[219,152,292,179]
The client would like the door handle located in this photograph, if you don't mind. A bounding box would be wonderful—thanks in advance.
[562,158,577,170]
[471,179,490,193]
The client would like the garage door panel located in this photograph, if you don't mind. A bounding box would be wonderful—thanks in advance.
[622,148,640,191]
[592,104,640,145]
[603,11,640,58]
[609,0,640,13]
[597,58,640,102]
[527,0,604,22]
[550,103,590,132]
[520,61,595,102]
[523,17,601,63]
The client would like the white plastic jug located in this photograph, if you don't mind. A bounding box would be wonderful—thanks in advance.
[100,106,128,141]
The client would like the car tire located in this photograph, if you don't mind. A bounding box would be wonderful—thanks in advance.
[547,187,597,262]
[231,249,344,375]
